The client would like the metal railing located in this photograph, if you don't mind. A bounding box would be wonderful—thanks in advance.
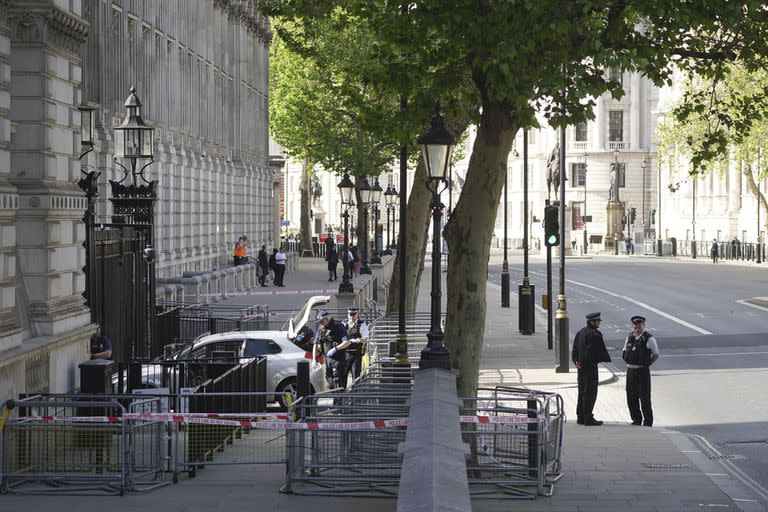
[0,397,168,495]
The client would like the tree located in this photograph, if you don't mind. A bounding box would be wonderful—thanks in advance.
[659,65,768,233]
[268,1,768,397]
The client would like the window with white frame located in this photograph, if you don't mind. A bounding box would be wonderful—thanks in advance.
[571,163,586,187]
[608,67,623,85]
[574,122,587,142]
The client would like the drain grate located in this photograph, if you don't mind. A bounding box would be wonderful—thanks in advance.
[644,463,689,469]
[723,440,768,447]
[708,454,746,461]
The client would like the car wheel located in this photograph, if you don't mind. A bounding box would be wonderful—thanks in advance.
[276,378,297,411]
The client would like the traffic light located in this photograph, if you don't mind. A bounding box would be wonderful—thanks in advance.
[544,205,560,247]
[629,207,636,225]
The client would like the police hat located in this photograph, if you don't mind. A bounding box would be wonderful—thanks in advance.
[631,315,646,324]
[586,312,601,321]
[316,310,329,321]
[347,307,359,314]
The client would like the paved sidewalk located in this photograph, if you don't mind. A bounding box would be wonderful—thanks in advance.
[1,256,759,511]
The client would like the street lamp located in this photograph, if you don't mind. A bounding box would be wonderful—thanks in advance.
[612,149,621,255]
[582,152,588,254]
[337,173,355,293]
[383,184,396,255]
[657,160,663,256]
[370,178,383,264]
[113,85,155,187]
[641,156,648,237]
[417,102,455,370]
[357,177,373,275]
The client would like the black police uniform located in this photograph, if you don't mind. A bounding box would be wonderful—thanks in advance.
[315,320,348,389]
[571,313,611,425]
[623,330,655,426]
[343,318,366,381]
[90,335,112,359]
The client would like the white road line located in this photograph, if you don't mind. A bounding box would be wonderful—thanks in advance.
[508,267,712,335]
[662,351,768,358]
[736,299,768,312]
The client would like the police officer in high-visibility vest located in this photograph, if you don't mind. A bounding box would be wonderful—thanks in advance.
[622,315,661,427]
[343,307,368,382]
[234,236,247,266]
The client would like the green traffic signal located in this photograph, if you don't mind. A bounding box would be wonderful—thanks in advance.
[544,205,560,247]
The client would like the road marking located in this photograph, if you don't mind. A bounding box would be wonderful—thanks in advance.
[736,299,768,312]
[690,434,768,502]
[661,352,768,358]
[508,267,712,335]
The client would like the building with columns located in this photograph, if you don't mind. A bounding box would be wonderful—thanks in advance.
[1,0,275,401]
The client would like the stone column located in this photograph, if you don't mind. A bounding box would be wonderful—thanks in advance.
[9,3,90,336]
[0,0,20,352]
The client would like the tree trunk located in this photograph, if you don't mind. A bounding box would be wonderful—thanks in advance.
[443,103,518,398]
[386,158,431,314]
[743,163,768,232]
[299,159,313,254]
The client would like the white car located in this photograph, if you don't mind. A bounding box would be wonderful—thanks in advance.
[120,295,331,409]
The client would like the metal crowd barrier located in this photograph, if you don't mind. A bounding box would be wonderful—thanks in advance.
[0,396,168,495]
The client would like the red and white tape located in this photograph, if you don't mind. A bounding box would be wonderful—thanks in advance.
[14,413,541,430]
[199,289,337,297]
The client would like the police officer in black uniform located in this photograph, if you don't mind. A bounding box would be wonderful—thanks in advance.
[571,312,611,426]
[622,315,660,426]
[89,324,113,360]
[312,311,349,389]
[343,307,369,382]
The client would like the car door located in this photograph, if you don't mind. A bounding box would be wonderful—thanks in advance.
[244,338,295,392]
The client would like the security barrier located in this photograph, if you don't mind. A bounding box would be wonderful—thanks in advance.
[0,397,168,495]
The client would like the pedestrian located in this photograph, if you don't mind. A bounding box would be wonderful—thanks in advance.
[351,246,361,275]
[622,315,660,427]
[710,239,719,263]
[233,235,247,266]
[326,244,339,281]
[571,312,611,426]
[731,236,741,259]
[257,244,269,286]
[268,248,277,283]
[89,324,113,360]
[274,246,287,286]
[343,307,369,381]
[624,235,632,255]
[312,311,349,389]
[324,230,335,255]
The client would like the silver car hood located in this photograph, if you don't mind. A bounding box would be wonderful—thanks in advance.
[287,295,331,340]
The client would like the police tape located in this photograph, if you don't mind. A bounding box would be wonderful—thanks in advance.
[198,289,337,297]
[12,413,543,430]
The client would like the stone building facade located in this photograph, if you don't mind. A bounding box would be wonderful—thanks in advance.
[0,0,275,401]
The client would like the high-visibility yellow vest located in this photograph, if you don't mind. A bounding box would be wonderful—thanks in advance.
[235,240,246,257]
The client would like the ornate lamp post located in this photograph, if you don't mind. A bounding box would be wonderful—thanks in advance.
[337,173,355,293]
[383,184,396,255]
[370,178,383,264]
[358,177,373,275]
[78,104,98,315]
[417,103,455,370]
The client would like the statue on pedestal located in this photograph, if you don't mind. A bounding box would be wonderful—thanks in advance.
[609,163,620,203]
[546,143,560,199]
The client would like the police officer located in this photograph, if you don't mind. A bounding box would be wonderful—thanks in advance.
[89,324,113,360]
[312,311,349,389]
[571,312,611,426]
[622,315,660,426]
[343,307,369,382]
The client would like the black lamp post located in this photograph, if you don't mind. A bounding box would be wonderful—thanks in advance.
[582,153,588,254]
[417,103,455,370]
[383,184,396,255]
[78,104,98,315]
[370,178,383,264]
[358,177,373,274]
[337,173,355,293]
[113,86,155,187]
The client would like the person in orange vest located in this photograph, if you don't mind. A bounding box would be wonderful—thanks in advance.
[234,236,248,266]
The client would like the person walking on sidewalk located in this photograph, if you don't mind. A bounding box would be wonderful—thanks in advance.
[622,315,660,427]
[274,247,287,286]
[572,312,611,426]
[710,239,719,263]
[257,245,269,286]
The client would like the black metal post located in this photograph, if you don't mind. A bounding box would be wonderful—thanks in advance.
[360,206,372,274]
[501,167,510,307]
[520,129,534,334]
[371,205,382,264]
[657,161,663,256]
[546,198,553,350]
[419,191,450,370]
[555,128,569,372]
[339,209,354,293]
[394,74,408,364]
[583,157,588,254]
[384,205,392,255]
[758,181,762,264]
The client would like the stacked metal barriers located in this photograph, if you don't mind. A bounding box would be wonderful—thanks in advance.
[283,361,414,496]
[0,395,169,495]
[461,386,565,498]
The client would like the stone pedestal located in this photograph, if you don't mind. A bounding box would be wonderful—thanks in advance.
[606,201,625,241]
